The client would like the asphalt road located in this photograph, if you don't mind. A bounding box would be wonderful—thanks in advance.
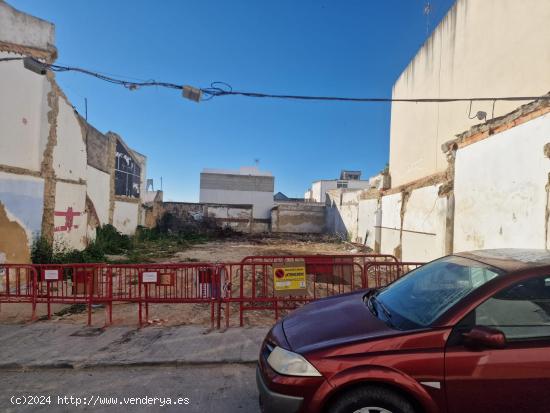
[0,364,259,413]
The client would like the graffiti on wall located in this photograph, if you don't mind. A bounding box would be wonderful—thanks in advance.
[54,207,81,232]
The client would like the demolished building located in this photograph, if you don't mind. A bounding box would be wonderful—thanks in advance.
[0,2,158,263]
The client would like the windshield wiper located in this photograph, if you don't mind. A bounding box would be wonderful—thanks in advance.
[365,293,378,316]
[372,295,392,320]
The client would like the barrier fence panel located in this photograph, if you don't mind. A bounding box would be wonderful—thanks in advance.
[127,263,222,328]
[240,254,399,267]
[0,257,426,329]
[0,265,37,319]
[33,263,111,325]
[364,261,425,288]
[220,259,367,328]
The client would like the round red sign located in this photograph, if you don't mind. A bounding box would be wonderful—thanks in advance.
[275,269,285,279]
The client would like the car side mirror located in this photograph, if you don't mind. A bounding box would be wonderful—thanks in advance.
[462,325,506,350]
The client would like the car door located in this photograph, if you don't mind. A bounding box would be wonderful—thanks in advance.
[444,274,550,413]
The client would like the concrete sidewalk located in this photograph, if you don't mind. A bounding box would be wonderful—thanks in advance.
[0,323,269,369]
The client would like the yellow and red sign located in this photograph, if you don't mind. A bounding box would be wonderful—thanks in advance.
[273,261,307,295]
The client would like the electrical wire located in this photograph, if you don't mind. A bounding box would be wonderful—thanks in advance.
[2,56,549,104]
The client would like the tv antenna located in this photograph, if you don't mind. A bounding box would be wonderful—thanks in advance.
[424,1,432,35]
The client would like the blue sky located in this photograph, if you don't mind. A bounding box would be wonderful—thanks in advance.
[11,0,454,201]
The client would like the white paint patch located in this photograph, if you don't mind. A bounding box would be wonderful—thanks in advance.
[86,166,110,225]
[380,192,402,255]
[402,184,447,262]
[0,51,50,172]
[53,97,87,181]
[454,113,550,251]
[113,201,139,235]
[358,198,379,249]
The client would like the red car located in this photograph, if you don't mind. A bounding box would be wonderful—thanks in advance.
[257,249,550,413]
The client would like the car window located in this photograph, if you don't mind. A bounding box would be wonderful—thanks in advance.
[376,256,503,329]
[475,275,550,340]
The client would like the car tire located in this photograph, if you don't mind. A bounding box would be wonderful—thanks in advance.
[328,385,416,413]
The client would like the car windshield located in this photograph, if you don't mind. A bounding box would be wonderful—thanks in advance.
[373,256,504,330]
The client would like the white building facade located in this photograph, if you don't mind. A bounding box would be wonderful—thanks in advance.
[305,170,371,203]
[199,167,274,220]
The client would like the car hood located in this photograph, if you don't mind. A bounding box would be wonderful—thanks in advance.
[282,290,397,354]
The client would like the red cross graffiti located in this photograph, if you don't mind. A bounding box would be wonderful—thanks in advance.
[54,207,81,232]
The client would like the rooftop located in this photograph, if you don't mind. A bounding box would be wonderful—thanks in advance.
[202,167,272,177]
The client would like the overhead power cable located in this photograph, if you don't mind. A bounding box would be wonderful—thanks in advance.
[2,56,549,104]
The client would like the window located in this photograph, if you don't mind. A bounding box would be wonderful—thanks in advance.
[375,256,502,329]
[474,275,550,340]
[336,180,348,188]
[114,140,141,198]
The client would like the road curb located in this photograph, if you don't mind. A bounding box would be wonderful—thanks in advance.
[0,359,258,371]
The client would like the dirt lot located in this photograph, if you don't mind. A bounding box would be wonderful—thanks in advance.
[0,234,366,328]
[167,233,359,263]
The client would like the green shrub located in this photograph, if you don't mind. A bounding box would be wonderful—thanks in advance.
[31,236,54,264]
[30,223,210,265]
[95,224,131,253]
[31,236,106,264]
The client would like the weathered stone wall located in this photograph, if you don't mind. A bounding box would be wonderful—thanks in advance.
[83,119,111,173]
[271,202,325,233]
[0,4,147,262]
[159,202,256,233]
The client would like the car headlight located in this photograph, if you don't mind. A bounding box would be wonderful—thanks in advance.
[267,346,322,377]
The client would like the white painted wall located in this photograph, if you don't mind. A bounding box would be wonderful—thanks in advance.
[389,0,550,187]
[52,97,87,181]
[86,166,110,225]
[329,185,447,260]
[358,198,380,250]
[401,185,447,262]
[326,190,363,241]
[454,113,550,251]
[0,52,50,172]
[200,188,273,219]
[309,180,371,203]
[113,201,139,235]
[380,193,402,256]
[53,181,87,250]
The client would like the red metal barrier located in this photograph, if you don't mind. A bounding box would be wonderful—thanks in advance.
[220,258,366,328]
[129,263,222,328]
[0,264,38,319]
[33,264,110,325]
[240,254,399,266]
[364,261,425,288]
[0,257,425,329]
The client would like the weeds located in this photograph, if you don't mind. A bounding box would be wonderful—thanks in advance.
[31,224,213,264]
